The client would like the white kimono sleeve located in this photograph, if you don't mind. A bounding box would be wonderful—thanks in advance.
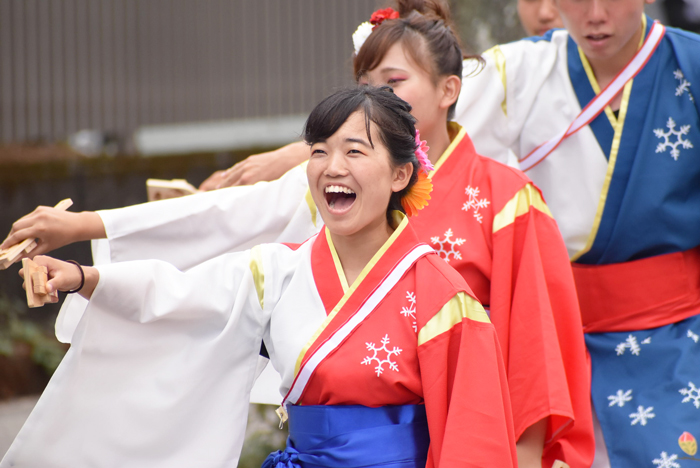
[2,252,270,468]
[57,162,320,343]
[97,161,318,269]
[455,35,564,167]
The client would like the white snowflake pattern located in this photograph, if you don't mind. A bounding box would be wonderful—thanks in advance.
[462,186,490,223]
[629,405,655,426]
[401,291,417,332]
[674,69,694,102]
[679,382,700,409]
[362,334,402,377]
[431,229,466,262]
[616,335,643,356]
[608,389,633,407]
[642,337,652,345]
[654,117,694,161]
[688,330,699,343]
[653,451,681,468]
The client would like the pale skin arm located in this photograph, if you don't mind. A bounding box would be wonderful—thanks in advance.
[516,418,548,468]
[199,141,310,190]
[19,255,99,301]
[1,210,106,259]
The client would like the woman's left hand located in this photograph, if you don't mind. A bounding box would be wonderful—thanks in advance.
[19,256,99,300]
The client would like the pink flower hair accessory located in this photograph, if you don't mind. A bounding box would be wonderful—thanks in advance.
[401,131,434,217]
[415,130,433,172]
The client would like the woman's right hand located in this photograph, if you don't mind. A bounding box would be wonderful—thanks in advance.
[199,141,310,190]
[1,208,106,261]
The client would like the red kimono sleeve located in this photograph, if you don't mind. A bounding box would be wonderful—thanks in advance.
[417,292,517,468]
[490,186,595,468]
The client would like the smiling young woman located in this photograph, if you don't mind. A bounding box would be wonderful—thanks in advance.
[305,98,415,285]
[1,2,593,468]
[3,86,516,468]
[453,0,700,466]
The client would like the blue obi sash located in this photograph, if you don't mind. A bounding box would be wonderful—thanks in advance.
[262,404,429,468]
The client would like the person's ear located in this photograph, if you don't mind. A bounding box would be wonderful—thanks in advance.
[392,162,414,193]
[439,75,462,110]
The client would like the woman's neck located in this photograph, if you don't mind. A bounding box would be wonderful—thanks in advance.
[330,218,394,287]
[420,120,452,165]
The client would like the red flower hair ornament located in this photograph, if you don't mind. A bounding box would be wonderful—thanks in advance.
[370,8,400,28]
[352,7,400,55]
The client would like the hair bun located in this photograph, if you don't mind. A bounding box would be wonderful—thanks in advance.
[395,0,453,25]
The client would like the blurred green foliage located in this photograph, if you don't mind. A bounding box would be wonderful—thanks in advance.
[0,293,66,374]
[238,404,289,468]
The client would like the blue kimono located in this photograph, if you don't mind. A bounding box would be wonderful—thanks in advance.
[456,17,700,468]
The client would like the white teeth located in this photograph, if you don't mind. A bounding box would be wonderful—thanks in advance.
[325,185,355,195]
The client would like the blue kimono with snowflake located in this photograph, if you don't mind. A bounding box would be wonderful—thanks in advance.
[570,23,700,468]
[455,16,700,468]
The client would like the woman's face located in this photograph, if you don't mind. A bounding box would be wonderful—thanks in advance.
[357,42,444,136]
[307,110,411,239]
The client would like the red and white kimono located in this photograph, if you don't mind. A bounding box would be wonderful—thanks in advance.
[410,124,593,468]
[1,216,516,468]
[53,123,591,467]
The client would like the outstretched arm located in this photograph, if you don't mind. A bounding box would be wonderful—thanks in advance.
[1,210,105,260]
[200,141,309,190]
[6,249,270,466]
[2,160,316,272]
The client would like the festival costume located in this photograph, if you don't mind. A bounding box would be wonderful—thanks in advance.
[50,123,591,468]
[1,216,516,468]
[412,124,593,468]
[455,17,700,468]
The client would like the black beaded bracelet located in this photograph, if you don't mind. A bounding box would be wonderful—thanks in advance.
[64,260,85,294]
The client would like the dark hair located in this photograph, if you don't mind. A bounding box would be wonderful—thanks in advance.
[354,0,481,120]
[303,86,419,222]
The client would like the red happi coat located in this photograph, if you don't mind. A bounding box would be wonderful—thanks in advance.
[409,124,594,467]
[289,219,517,468]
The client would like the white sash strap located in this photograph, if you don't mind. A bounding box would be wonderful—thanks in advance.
[283,243,434,406]
[519,21,666,172]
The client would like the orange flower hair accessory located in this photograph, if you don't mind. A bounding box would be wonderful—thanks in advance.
[401,130,434,217]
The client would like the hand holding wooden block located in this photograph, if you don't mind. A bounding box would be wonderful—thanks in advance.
[146,179,200,202]
[0,198,73,270]
[22,258,53,308]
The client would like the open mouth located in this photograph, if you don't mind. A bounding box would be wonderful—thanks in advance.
[586,33,611,43]
[325,185,356,212]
